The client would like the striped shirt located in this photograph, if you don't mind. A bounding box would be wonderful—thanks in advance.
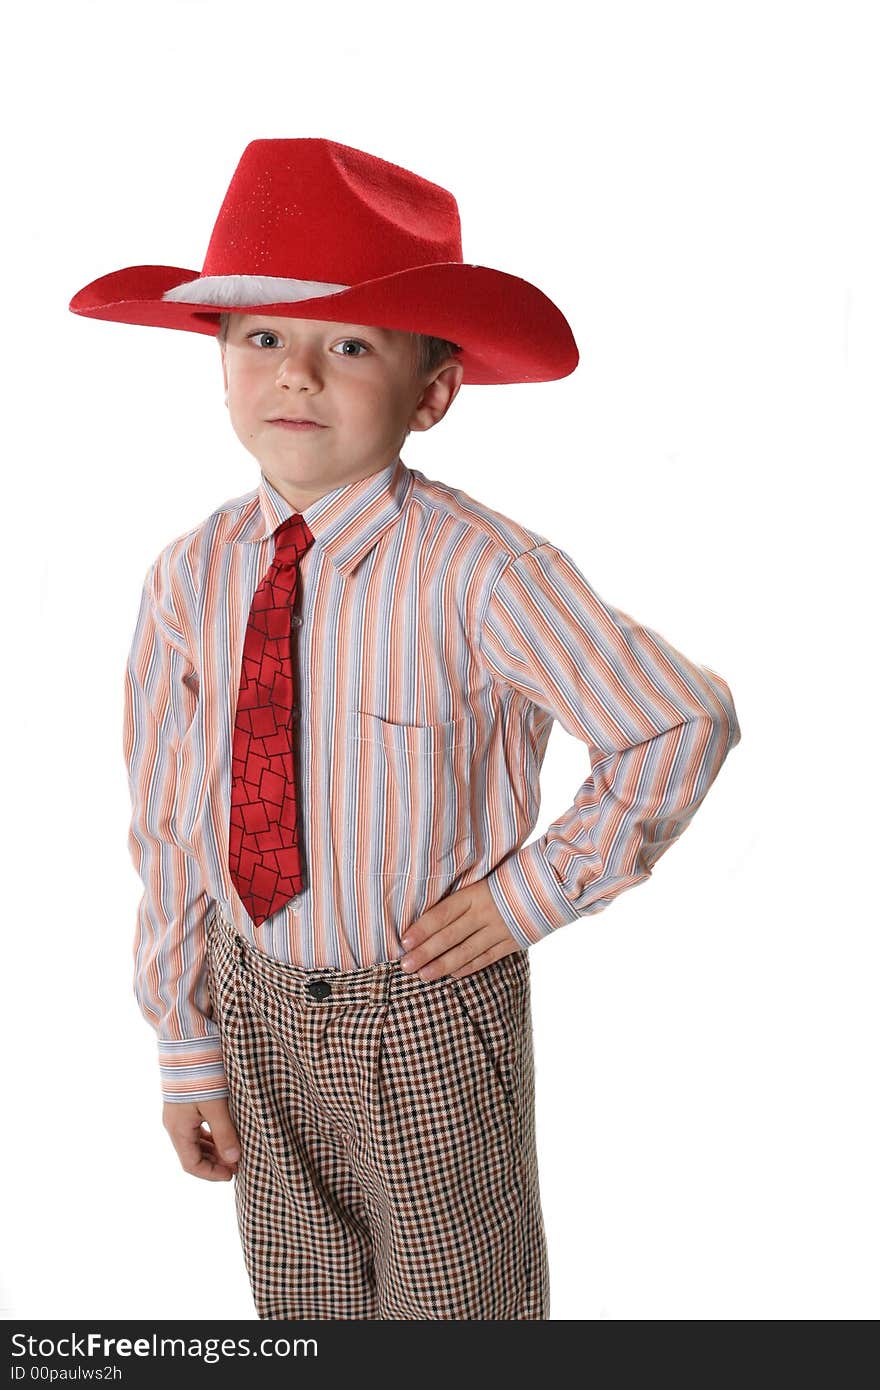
[123,453,741,1103]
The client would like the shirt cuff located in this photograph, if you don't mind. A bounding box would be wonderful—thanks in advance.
[485,837,582,948]
[158,1035,230,1104]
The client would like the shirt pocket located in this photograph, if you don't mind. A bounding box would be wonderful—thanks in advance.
[343,710,475,882]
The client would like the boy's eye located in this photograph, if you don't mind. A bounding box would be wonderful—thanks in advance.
[245,330,281,349]
[333,339,369,357]
[245,330,368,357]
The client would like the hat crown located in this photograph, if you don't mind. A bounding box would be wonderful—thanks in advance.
[201,138,463,284]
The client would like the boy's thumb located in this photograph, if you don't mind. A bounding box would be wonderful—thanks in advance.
[200,1101,240,1161]
[212,1125,240,1161]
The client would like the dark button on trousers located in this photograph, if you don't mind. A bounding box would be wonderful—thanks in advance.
[205,905,550,1319]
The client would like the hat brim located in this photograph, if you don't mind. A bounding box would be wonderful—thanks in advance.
[69,261,578,386]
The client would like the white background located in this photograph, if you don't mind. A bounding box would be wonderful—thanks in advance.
[2,0,877,1321]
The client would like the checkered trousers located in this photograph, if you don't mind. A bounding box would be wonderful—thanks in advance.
[205,904,550,1319]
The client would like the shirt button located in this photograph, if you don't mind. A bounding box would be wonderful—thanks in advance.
[290,895,301,910]
[291,614,303,627]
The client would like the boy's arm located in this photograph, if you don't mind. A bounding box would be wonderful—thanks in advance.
[123,560,230,1105]
[479,543,741,948]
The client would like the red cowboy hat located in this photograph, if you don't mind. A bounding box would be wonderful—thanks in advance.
[68,138,579,387]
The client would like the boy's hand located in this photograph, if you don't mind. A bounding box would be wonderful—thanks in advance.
[399,878,523,980]
[162,1097,242,1182]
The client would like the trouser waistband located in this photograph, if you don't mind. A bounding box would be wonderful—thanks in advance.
[209,902,456,1008]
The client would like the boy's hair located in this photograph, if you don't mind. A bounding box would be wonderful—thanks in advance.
[216,312,462,380]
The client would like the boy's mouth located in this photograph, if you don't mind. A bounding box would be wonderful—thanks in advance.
[268,419,327,430]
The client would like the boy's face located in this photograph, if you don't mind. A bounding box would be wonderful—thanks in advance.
[219,313,463,506]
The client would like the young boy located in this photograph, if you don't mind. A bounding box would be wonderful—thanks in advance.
[70,138,741,1321]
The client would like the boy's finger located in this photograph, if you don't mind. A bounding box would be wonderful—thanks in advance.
[193,1156,236,1182]
[182,1134,237,1181]
[402,916,478,967]
[198,1134,239,1171]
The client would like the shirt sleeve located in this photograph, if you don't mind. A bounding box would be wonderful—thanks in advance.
[123,558,230,1104]
[478,543,741,948]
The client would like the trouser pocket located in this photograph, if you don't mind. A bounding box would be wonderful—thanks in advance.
[446,950,530,1118]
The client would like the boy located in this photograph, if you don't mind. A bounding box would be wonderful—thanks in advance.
[70,138,741,1320]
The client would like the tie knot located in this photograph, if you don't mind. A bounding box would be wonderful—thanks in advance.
[273,512,315,566]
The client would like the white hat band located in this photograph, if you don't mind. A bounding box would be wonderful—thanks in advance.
[161,274,352,306]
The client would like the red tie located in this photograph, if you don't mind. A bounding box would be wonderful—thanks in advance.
[229,512,315,925]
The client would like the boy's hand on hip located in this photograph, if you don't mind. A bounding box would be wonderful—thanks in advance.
[163,1097,241,1181]
[399,878,523,980]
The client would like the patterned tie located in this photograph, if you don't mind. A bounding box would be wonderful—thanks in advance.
[229,512,315,926]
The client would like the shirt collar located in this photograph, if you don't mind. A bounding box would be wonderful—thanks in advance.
[223,453,414,578]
